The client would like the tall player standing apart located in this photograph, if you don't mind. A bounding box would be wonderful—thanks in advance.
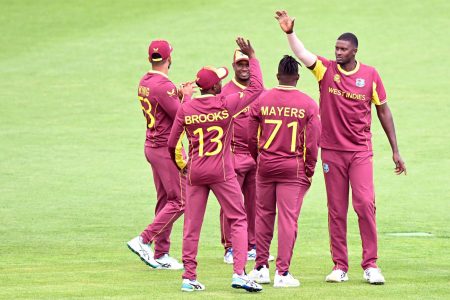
[220,49,274,264]
[247,56,321,287]
[127,40,185,270]
[168,38,264,293]
[276,11,407,284]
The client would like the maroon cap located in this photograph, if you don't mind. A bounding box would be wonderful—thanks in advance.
[148,40,173,62]
[195,66,229,90]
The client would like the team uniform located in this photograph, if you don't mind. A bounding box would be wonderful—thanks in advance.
[219,78,257,255]
[248,86,320,283]
[129,69,185,266]
[309,56,386,273]
[168,58,264,289]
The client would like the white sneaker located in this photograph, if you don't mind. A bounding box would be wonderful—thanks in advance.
[248,265,271,284]
[223,248,233,264]
[273,270,300,288]
[231,273,263,292]
[247,248,256,260]
[325,269,349,282]
[363,268,385,285]
[248,248,274,261]
[155,254,184,270]
[127,236,159,268]
[181,279,205,292]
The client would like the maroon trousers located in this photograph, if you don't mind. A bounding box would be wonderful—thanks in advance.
[255,176,310,273]
[220,153,256,251]
[140,146,185,258]
[182,177,248,280]
[322,149,378,272]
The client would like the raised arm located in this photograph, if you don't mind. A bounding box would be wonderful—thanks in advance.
[225,38,264,115]
[304,102,321,178]
[275,10,317,68]
[168,106,187,170]
[376,103,406,175]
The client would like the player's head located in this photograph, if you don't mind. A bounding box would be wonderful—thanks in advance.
[195,66,229,95]
[148,40,173,69]
[276,55,301,86]
[335,32,358,64]
[232,49,250,82]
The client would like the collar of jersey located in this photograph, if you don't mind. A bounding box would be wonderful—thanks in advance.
[193,94,215,99]
[337,61,360,76]
[232,78,247,90]
[148,70,169,79]
[275,85,297,90]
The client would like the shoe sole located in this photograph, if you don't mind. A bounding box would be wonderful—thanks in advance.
[231,284,262,292]
[127,243,160,269]
[364,276,385,285]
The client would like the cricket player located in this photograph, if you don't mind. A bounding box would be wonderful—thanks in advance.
[219,49,273,264]
[168,37,264,292]
[247,55,321,287]
[276,10,407,284]
[127,40,184,270]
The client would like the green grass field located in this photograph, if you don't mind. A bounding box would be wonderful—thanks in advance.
[1,0,449,299]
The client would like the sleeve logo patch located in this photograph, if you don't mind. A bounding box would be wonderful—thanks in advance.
[356,78,365,87]
[323,163,330,173]
[167,89,176,97]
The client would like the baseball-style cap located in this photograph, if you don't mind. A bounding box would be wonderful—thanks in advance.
[148,40,173,62]
[233,49,249,63]
[196,66,229,90]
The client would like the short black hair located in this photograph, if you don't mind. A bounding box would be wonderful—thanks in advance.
[337,32,358,48]
[278,55,302,75]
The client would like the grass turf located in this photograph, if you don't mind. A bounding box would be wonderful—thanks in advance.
[0,0,449,299]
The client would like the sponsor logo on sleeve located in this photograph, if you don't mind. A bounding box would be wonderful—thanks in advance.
[167,89,176,97]
[356,78,365,87]
[323,163,330,173]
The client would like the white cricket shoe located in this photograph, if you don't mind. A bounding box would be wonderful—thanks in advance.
[247,248,256,260]
[363,268,385,285]
[223,248,233,264]
[248,248,274,261]
[325,269,349,282]
[231,273,263,292]
[181,279,205,292]
[127,236,159,268]
[155,254,184,270]
[273,270,300,288]
[248,265,271,284]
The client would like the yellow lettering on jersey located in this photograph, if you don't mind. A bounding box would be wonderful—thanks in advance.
[185,110,230,124]
[138,86,150,97]
[328,87,366,101]
[260,106,305,119]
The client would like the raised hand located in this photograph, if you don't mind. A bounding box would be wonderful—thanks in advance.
[179,81,197,99]
[393,152,407,175]
[236,37,255,59]
[275,10,295,33]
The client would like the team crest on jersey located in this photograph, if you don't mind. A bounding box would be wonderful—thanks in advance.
[323,163,330,173]
[333,74,340,83]
[356,78,365,87]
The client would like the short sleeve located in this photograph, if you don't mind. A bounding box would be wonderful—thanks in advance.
[371,69,387,105]
[310,56,331,82]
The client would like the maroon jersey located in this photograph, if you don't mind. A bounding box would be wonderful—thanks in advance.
[221,78,250,154]
[138,70,181,148]
[310,56,386,151]
[248,86,321,179]
[168,58,264,185]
